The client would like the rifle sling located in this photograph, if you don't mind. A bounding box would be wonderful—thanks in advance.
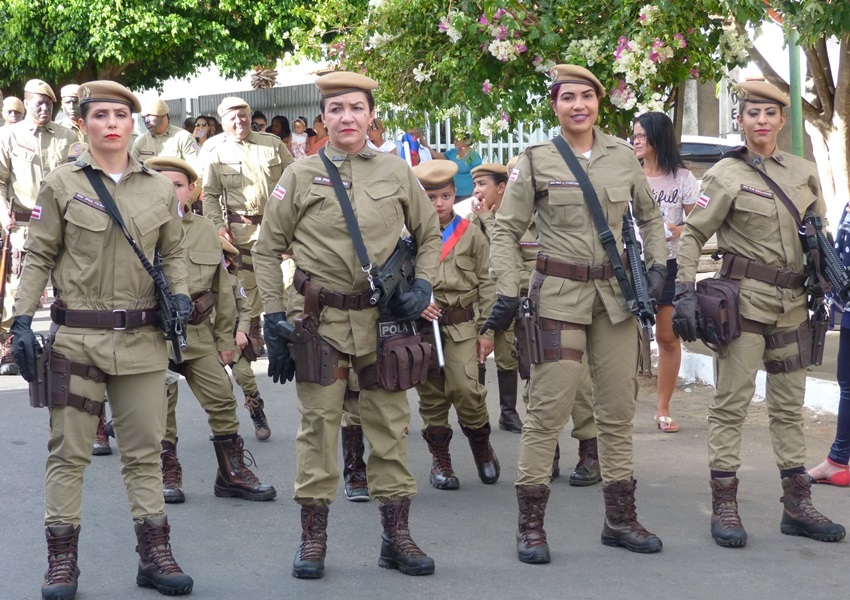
[550,136,636,307]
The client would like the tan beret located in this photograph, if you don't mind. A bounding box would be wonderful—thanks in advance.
[2,97,24,113]
[217,97,250,118]
[736,80,789,108]
[24,79,56,102]
[412,161,458,190]
[549,64,606,98]
[78,81,142,112]
[315,71,378,99]
[471,163,507,179]
[60,84,80,98]
[506,155,521,172]
[146,156,199,183]
[141,98,169,117]
[220,235,239,256]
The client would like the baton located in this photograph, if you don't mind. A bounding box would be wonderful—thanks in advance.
[431,293,445,368]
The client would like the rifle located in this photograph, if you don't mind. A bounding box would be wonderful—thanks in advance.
[800,211,850,304]
[153,252,188,364]
[369,236,418,307]
[0,204,12,302]
[621,207,657,340]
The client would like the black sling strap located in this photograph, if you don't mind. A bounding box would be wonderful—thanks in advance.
[724,146,801,226]
[550,135,636,307]
[318,148,379,285]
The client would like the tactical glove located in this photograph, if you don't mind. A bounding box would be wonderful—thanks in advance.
[388,278,432,322]
[263,312,295,384]
[646,263,668,303]
[480,295,519,334]
[173,294,193,326]
[11,315,40,382]
[672,282,700,342]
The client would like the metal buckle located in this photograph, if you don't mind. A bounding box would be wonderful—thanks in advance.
[112,309,128,330]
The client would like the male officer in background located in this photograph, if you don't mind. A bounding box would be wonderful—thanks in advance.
[59,85,85,142]
[2,97,25,126]
[132,98,199,163]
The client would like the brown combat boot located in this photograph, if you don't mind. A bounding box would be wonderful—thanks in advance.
[569,437,601,487]
[422,426,459,490]
[212,435,277,501]
[160,440,185,504]
[244,394,271,441]
[497,369,523,433]
[601,479,663,553]
[516,484,551,564]
[92,413,112,456]
[341,425,369,502]
[42,524,80,600]
[461,423,500,484]
[0,332,19,376]
[780,474,846,542]
[710,476,747,547]
[134,516,193,595]
[378,497,435,576]
[292,504,329,579]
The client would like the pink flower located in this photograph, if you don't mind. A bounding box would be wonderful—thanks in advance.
[615,36,631,59]
[482,79,493,94]
[496,25,508,41]
[494,8,507,20]
[639,13,647,21]
[673,33,687,49]
[479,14,488,26]
[500,111,510,122]
[481,42,488,51]
[438,20,449,33]
[532,54,543,65]
[514,43,527,54]
[690,68,700,78]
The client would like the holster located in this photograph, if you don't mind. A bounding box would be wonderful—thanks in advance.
[811,306,829,366]
[11,249,25,277]
[513,298,540,381]
[742,319,813,374]
[696,278,742,358]
[240,335,259,362]
[374,317,431,392]
[46,346,108,416]
[188,290,215,325]
[28,335,50,408]
[288,318,348,386]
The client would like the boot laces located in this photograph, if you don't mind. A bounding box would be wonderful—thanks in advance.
[299,510,328,560]
[141,525,183,575]
[161,447,182,488]
[469,435,494,465]
[45,536,78,584]
[713,486,742,527]
[519,491,548,547]
[228,439,261,484]
[427,437,454,473]
[385,504,426,557]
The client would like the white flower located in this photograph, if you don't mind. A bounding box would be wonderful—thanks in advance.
[478,116,496,137]
[365,31,396,50]
[369,0,385,7]
[488,39,518,62]
[535,58,556,74]
[638,4,658,24]
[412,63,433,83]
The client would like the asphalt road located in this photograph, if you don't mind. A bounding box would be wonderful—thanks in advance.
[1,307,848,599]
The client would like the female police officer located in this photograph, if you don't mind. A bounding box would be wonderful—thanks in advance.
[12,81,194,599]
[673,80,845,547]
[252,71,441,579]
[483,64,668,563]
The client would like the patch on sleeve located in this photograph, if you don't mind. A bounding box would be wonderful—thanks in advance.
[271,184,287,200]
[696,194,711,209]
[31,205,42,220]
[509,168,520,182]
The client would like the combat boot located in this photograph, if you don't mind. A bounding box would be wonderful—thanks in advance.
[710,476,747,547]
[461,423,500,484]
[497,369,523,433]
[160,440,185,504]
[378,497,435,576]
[91,413,112,456]
[292,504,329,579]
[212,435,277,501]
[422,426,459,490]
[569,437,601,487]
[243,394,271,441]
[341,425,369,502]
[516,484,550,564]
[42,524,80,600]
[134,516,193,595]
[0,332,19,376]
[248,316,265,355]
[780,474,846,542]
[601,479,663,553]
[550,443,560,480]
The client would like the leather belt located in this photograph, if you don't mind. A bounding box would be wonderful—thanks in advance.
[538,317,585,331]
[227,213,262,225]
[51,303,160,330]
[13,210,31,222]
[293,268,374,311]
[535,251,629,282]
[720,254,806,289]
[439,305,475,327]
[741,318,805,349]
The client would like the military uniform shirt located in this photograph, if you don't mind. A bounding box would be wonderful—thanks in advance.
[470,210,539,292]
[132,124,199,163]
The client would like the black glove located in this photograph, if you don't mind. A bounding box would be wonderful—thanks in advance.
[480,295,519,334]
[671,282,700,342]
[263,312,295,384]
[388,278,432,321]
[173,294,193,325]
[646,263,668,302]
[11,315,40,382]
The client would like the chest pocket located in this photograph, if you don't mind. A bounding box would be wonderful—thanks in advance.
[605,186,631,228]
[453,254,478,289]
[188,250,222,291]
[365,182,402,229]
[304,186,343,227]
[734,193,776,238]
[219,163,243,192]
[261,150,284,184]
[12,145,36,164]
[131,203,172,256]
[546,185,585,231]
[64,198,110,263]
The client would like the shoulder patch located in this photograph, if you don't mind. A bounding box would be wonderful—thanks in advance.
[509,168,520,182]
[31,205,42,220]
[696,194,711,209]
[271,184,287,200]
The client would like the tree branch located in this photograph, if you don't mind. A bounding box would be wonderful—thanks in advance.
[803,43,833,117]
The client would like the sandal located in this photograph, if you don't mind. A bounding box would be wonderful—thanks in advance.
[811,459,850,487]
[654,415,679,433]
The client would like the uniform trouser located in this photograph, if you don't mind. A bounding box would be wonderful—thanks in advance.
[45,370,167,525]
[521,359,597,441]
[708,324,808,472]
[517,295,639,487]
[164,352,241,444]
[494,328,518,371]
[294,352,415,504]
[235,247,263,319]
[341,369,362,427]
[230,354,259,398]
[417,335,490,430]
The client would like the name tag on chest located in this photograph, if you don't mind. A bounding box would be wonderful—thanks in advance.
[740,184,774,199]
[548,181,580,188]
[72,193,107,213]
[312,176,351,189]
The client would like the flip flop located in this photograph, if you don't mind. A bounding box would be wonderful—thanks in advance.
[654,415,679,433]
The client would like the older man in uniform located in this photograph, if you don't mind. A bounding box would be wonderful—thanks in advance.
[202,96,293,353]
[59,85,85,142]
[0,79,77,375]
[11,80,194,599]
[2,97,25,126]
[132,98,199,163]
[146,156,276,505]
[253,71,441,579]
